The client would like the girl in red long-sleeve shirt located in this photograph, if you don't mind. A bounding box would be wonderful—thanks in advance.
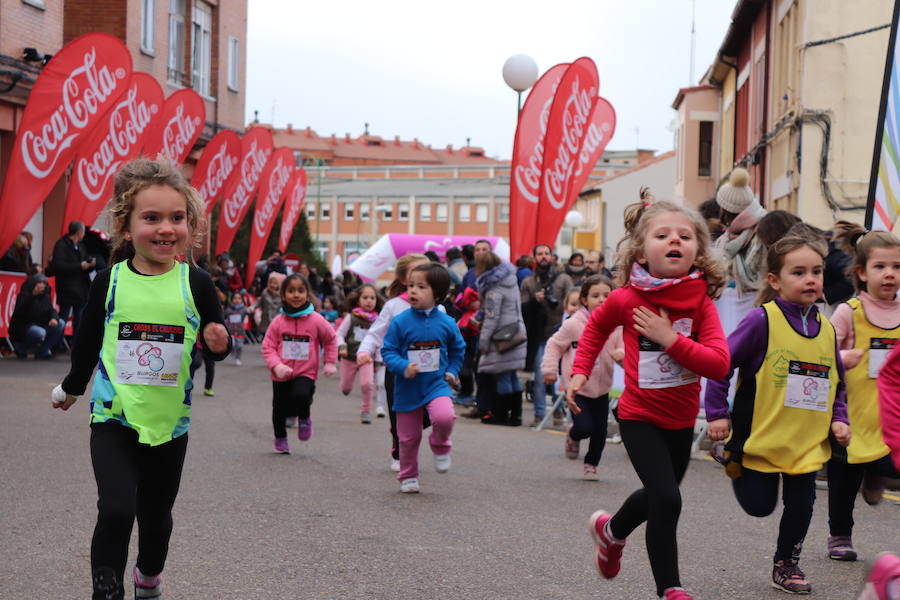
[569,191,730,600]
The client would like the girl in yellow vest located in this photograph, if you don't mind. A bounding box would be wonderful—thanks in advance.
[705,229,851,595]
[825,222,900,562]
[51,158,231,600]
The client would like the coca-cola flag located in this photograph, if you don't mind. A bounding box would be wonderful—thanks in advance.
[0,32,132,255]
[191,129,241,215]
[63,72,164,229]
[143,88,205,165]
[245,147,295,282]
[508,63,569,259]
[214,126,274,255]
[535,57,599,249]
[279,168,308,252]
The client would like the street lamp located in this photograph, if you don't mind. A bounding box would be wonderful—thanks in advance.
[502,54,538,113]
[564,210,584,255]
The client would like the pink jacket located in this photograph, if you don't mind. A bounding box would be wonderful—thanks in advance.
[877,344,900,471]
[541,307,623,398]
[262,312,338,381]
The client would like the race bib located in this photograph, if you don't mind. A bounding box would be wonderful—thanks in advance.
[115,322,184,387]
[784,360,830,411]
[352,325,369,342]
[637,318,696,389]
[408,340,441,373]
[228,313,243,324]
[282,334,310,361]
[869,338,898,379]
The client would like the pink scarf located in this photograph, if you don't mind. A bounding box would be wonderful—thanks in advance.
[629,263,703,292]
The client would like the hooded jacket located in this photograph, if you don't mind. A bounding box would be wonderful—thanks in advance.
[262,310,338,381]
[542,306,622,398]
[9,274,58,340]
[477,262,527,373]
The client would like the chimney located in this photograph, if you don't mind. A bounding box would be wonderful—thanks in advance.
[286,123,293,134]
[345,133,351,143]
[305,126,313,137]
[330,133,337,146]
[446,144,453,153]
[412,137,419,149]
[394,135,401,146]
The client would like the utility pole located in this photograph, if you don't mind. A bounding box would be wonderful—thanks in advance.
[690,0,697,84]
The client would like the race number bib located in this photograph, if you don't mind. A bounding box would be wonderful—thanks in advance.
[784,360,830,411]
[352,325,369,342]
[869,338,898,379]
[637,318,697,389]
[115,322,184,387]
[228,313,243,324]
[282,334,310,361]
[408,340,441,373]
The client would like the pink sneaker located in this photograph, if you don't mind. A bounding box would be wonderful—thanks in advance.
[298,418,313,441]
[565,430,580,459]
[662,588,694,600]
[589,510,625,579]
[858,553,900,600]
[273,437,290,454]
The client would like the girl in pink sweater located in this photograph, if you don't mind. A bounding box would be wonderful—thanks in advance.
[542,275,622,480]
[262,273,338,454]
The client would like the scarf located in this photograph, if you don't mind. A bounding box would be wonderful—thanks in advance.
[351,307,378,322]
[281,301,314,317]
[715,201,767,294]
[629,263,703,292]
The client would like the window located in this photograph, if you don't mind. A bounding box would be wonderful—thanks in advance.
[191,1,212,96]
[344,203,355,221]
[499,204,510,223]
[360,204,370,221]
[320,202,330,220]
[436,203,448,222]
[399,204,409,221]
[419,204,431,221]
[458,203,471,223]
[141,0,156,55]
[380,205,392,221]
[475,204,488,223]
[227,37,239,91]
[167,0,185,84]
[698,121,713,177]
[313,241,329,262]
[306,203,316,219]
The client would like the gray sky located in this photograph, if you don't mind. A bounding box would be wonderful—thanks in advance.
[246,0,736,160]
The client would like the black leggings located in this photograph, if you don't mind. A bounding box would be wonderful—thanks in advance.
[609,420,693,597]
[190,346,215,390]
[90,422,188,586]
[732,468,816,563]
[828,455,898,537]
[569,394,609,466]
[271,376,315,439]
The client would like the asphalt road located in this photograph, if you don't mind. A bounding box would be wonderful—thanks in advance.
[1,348,898,599]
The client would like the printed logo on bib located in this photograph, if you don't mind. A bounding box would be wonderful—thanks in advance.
[282,334,310,361]
[115,322,184,386]
[637,317,697,389]
[869,338,899,379]
[408,340,441,373]
[784,360,830,411]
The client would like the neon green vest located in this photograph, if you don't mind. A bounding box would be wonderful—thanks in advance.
[89,261,199,446]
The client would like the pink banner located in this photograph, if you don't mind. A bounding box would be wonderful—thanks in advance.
[246,147,295,283]
[142,88,205,164]
[191,129,241,215]
[278,168,308,252]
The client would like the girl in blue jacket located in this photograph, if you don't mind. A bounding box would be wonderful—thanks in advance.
[382,263,466,493]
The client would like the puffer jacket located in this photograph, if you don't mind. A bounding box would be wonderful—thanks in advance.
[477,262,527,374]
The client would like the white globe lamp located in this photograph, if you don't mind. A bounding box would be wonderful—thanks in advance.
[503,54,538,112]
[565,210,584,228]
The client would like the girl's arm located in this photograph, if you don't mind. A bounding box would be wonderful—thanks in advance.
[829,302,863,368]
[831,339,849,424]
[877,345,900,471]
[190,268,232,360]
[541,320,572,378]
[358,302,395,357]
[335,316,351,349]
[318,316,338,365]
[61,269,111,396]
[380,319,408,376]
[662,296,730,381]
[704,307,768,421]
[446,321,466,378]
[261,319,283,370]
[571,292,621,377]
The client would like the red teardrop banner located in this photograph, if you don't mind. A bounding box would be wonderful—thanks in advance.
[0,32,132,255]
[142,88,205,164]
[62,72,164,230]
[214,126,274,256]
[278,168,308,252]
[191,129,241,215]
[245,147,295,283]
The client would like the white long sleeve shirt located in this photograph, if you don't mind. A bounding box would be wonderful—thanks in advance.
[357,296,445,361]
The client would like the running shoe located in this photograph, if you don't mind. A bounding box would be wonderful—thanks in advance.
[202,388,215,397]
[298,418,313,441]
[857,552,900,600]
[400,478,420,493]
[589,510,625,579]
[583,464,599,481]
[565,431,580,459]
[828,535,857,561]
[273,437,290,454]
[361,412,371,424]
[390,458,401,472]
[662,588,694,599]
[133,567,162,599]
[434,452,451,473]
[772,560,812,594]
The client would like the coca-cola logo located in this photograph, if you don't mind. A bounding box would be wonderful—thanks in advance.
[571,121,610,179]
[514,95,555,205]
[160,103,200,162]
[199,143,239,207]
[253,157,292,237]
[222,140,271,228]
[542,77,596,210]
[21,47,127,179]
[75,87,157,201]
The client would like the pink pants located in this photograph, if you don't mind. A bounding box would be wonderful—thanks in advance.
[396,395,455,481]
[340,358,375,412]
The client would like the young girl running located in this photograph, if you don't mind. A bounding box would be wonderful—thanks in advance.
[336,284,384,424]
[357,253,431,472]
[569,194,730,600]
[261,273,338,454]
[224,291,248,365]
[319,296,339,327]
[705,230,851,594]
[825,222,900,561]
[542,275,622,480]
[51,158,231,600]
[381,263,466,493]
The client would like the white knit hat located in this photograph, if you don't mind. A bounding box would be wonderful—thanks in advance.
[716,168,755,214]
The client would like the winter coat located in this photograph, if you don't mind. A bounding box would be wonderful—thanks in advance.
[477,262,527,374]
[261,311,338,381]
[520,265,574,342]
[49,236,91,305]
[9,274,58,340]
[256,289,282,332]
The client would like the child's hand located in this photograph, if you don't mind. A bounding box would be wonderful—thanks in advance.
[405,362,419,379]
[543,373,557,385]
[323,363,337,377]
[832,421,851,446]
[356,352,373,366]
[566,393,582,415]
[51,384,77,411]
[632,306,677,349]
[566,374,587,406]
[273,364,292,379]
[203,322,229,353]
[842,348,865,370]
[444,372,459,388]
[610,348,625,364]
[339,347,348,358]
[707,418,730,441]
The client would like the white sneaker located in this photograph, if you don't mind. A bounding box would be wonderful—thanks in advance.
[235,358,242,366]
[434,453,451,473]
[399,478,419,493]
[376,405,386,418]
[390,458,401,472]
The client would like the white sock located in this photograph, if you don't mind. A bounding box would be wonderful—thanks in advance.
[134,567,159,586]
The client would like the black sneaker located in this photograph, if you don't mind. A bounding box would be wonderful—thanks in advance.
[92,567,124,600]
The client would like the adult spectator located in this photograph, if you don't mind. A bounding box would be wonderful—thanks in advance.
[49,221,94,339]
[446,247,467,286]
[299,263,321,296]
[1,231,38,274]
[699,197,724,241]
[216,253,244,293]
[515,255,534,286]
[83,228,112,273]
[584,250,613,279]
[424,250,441,263]
[520,243,573,425]
[475,251,527,426]
[460,239,493,294]
[9,273,65,359]
[565,252,588,287]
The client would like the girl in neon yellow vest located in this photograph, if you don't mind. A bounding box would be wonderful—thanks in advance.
[52,159,230,600]
[705,231,851,595]
[826,223,900,562]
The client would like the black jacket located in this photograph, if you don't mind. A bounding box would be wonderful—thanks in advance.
[49,236,91,305]
[9,274,58,340]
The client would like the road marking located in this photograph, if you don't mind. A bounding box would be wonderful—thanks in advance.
[540,429,565,435]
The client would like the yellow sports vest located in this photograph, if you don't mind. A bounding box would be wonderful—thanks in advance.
[742,302,839,474]
[843,297,895,464]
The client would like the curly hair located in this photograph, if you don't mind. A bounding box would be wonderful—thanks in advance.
[342,283,385,314]
[615,187,725,298]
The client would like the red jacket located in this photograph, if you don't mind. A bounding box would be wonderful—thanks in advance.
[572,279,729,429]
[877,344,900,471]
